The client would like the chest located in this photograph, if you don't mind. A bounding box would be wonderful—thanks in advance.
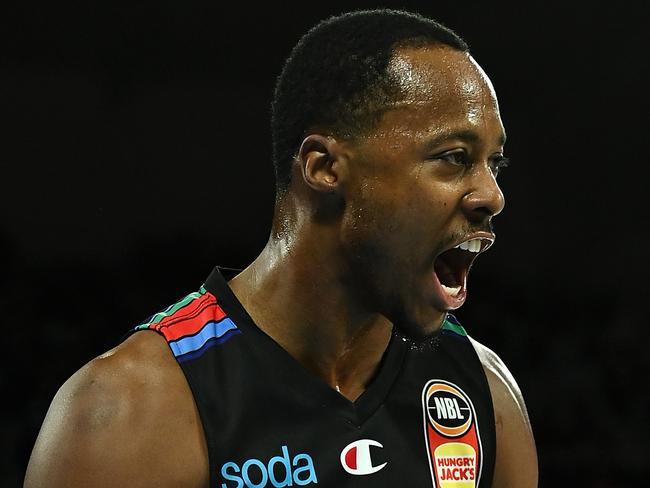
[194,344,494,488]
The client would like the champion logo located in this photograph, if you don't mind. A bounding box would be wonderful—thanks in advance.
[340,439,387,476]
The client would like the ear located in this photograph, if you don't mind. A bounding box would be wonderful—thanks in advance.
[296,134,348,194]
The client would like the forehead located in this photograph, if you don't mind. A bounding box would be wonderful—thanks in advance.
[371,45,504,142]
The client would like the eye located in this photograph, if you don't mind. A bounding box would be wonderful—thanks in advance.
[431,150,469,166]
[490,155,510,176]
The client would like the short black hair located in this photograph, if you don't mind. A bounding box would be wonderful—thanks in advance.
[271,9,469,196]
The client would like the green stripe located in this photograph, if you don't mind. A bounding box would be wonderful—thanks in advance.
[138,288,207,328]
[442,319,468,337]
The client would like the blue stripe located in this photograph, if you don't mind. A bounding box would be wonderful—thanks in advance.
[169,318,239,358]
[177,329,241,363]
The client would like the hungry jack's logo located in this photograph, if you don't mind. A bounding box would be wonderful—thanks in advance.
[422,380,482,487]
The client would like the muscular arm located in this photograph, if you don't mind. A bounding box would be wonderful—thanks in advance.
[24,332,209,488]
[470,338,538,488]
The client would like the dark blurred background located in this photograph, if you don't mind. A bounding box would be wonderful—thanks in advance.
[2,1,649,486]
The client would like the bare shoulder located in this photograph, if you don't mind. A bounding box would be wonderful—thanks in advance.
[469,337,538,488]
[470,337,530,419]
[24,331,208,488]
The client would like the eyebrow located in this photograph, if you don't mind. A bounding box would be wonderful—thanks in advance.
[423,129,507,151]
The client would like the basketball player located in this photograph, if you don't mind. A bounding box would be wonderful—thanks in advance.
[25,9,538,487]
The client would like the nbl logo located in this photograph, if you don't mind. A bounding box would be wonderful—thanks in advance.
[425,382,473,437]
[421,380,482,487]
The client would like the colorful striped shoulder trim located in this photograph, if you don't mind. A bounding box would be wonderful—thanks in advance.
[134,285,241,362]
[441,313,469,339]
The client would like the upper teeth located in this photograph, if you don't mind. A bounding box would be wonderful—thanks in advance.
[456,239,482,253]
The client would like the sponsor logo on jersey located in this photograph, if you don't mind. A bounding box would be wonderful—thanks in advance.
[220,445,318,488]
[422,380,482,487]
[340,439,387,475]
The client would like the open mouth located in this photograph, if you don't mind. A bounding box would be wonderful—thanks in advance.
[432,237,493,308]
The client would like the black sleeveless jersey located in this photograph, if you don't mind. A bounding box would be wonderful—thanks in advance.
[132,267,496,488]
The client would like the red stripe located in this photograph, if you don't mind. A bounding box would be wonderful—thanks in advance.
[155,292,215,328]
[157,301,228,342]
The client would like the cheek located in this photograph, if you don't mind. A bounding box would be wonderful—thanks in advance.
[340,189,432,267]
[338,193,397,270]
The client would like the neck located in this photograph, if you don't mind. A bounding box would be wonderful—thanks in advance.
[228,230,393,402]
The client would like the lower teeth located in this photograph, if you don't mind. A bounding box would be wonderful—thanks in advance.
[441,284,461,297]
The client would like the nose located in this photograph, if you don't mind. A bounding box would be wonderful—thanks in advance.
[461,163,506,223]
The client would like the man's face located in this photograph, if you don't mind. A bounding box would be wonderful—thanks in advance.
[339,45,506,341]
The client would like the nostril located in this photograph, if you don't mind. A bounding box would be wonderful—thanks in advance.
[466,206,494,226]
[475,206,493,217]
